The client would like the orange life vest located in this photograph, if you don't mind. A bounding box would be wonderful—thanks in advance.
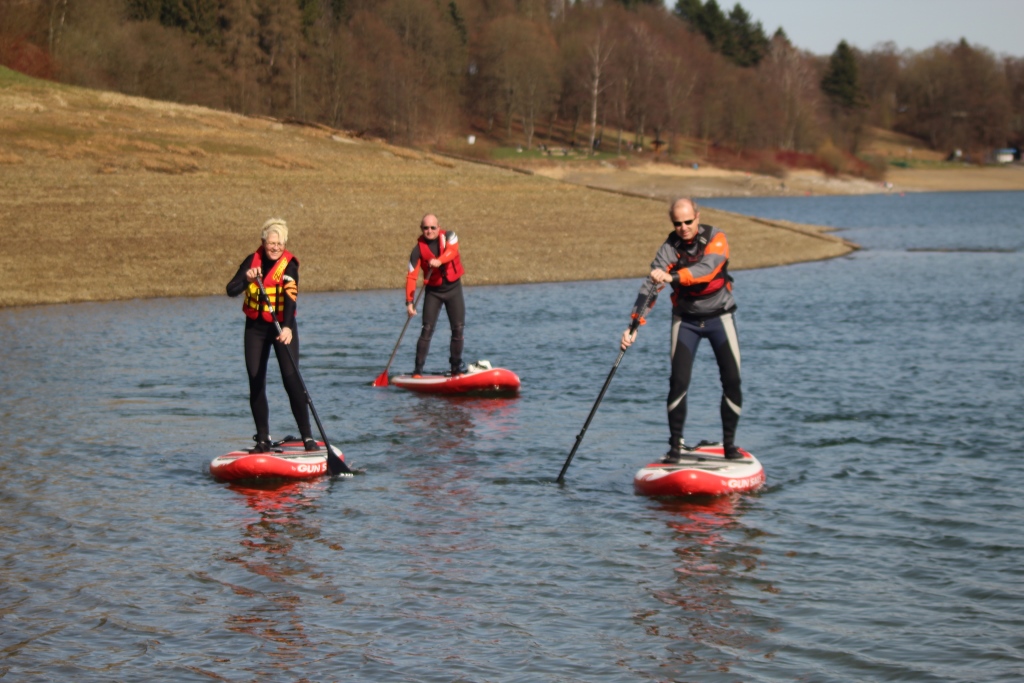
[242,248,297,322]
[417,231,465,284]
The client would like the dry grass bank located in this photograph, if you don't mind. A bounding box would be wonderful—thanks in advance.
[1,67,854,308]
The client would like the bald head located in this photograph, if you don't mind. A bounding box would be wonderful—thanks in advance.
[669,198,700,242]
[669,198,697,216]
[420,213,440,237]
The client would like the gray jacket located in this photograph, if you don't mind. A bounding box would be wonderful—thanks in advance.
[632,224,735,320]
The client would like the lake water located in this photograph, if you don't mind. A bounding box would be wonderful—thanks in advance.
[1,191,1022,681]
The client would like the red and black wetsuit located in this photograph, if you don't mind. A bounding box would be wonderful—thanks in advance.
[226,249,312,442]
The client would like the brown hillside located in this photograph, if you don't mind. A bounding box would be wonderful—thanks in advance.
[0,67,854,308]
[859,126,945,162]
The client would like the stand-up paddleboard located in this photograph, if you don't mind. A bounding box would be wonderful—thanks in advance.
[633,442,765,497]
[210,437,344,482]
[390,360,520,396]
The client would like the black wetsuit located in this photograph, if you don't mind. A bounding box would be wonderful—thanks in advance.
[226,254,312,441]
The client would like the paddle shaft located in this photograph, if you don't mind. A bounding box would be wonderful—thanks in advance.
[254,278,352,476]
[376,268,433,383]
[555,282,660,484]
[555,347,628,484]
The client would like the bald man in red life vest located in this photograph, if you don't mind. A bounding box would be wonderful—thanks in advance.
[406,214,467,377]
[621,198,744,462]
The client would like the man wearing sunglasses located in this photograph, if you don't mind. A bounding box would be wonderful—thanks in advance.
[620,198,743,462]
[406,213,467,377]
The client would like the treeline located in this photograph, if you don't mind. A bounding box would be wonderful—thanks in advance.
[2,0,1022,161]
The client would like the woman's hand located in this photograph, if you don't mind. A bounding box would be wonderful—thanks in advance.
[407,302,417,317]
[277,327,293,345]
[246,267,262,283]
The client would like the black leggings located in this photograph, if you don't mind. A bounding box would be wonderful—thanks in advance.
[244,320,311,440]
[667,311,742,447]
[415,283,465,371]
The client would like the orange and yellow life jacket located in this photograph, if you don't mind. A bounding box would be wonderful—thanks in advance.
[242,248,298,323]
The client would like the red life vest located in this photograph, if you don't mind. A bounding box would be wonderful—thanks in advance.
[242,248,298,322]
[417,231,465,285]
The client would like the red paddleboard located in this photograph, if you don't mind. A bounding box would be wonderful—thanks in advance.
[210,439,344,482]
[633,442,765,497]
[391,362,520,396]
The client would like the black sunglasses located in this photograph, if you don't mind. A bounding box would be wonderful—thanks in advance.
[672,218,696,227]
[420,225,438,231]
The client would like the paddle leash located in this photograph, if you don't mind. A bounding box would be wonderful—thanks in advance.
[254,278,353,476]
[556,281,661,484]
[372,268,433,387]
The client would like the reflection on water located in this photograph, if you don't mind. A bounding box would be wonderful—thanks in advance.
[393,394,521,456]
[638,495,776,677]
[216,481,344,676]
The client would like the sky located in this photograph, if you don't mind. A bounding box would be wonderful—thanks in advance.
[693,0,1024,57]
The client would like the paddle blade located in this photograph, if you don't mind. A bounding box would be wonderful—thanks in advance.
[372,370,390,387]
[327,445,353,476]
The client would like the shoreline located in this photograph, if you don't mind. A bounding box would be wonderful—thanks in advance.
[3,75,1020,309]
[526,159,1024,200]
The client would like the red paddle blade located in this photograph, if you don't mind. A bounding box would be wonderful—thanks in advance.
[372,370,390,387]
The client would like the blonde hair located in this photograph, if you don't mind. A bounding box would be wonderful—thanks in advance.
[261,218,288,243]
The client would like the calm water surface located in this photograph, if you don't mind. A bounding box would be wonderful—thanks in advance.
[1,191,1022,681]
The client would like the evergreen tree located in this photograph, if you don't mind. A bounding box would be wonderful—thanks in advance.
[694,0,727,52]
[674,0,768,67]
[673,0,703,23]
[448,1,467,46]
[726,4,768,67]
[125,0,163,21]
[161,0,220,42]
[821,40,864,110]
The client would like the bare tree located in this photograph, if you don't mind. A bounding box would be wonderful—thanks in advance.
[49,0,68,55]
[759,31,820,151]
[479,15,559,148]
[898,40,1011,152]
[582,23,613,153]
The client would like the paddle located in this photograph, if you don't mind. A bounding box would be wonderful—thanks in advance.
[372,268,433,387]
[254,278,353,476]
[556,281,661,484]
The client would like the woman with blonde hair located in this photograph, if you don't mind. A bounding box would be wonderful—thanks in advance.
[226,218,315,453]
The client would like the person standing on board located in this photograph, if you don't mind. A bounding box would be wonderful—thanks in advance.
[620,198,743,462]
[406,213,467,377]
[226,218,316,453]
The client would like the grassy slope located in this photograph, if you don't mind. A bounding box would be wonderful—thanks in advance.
[0,67,852,307]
